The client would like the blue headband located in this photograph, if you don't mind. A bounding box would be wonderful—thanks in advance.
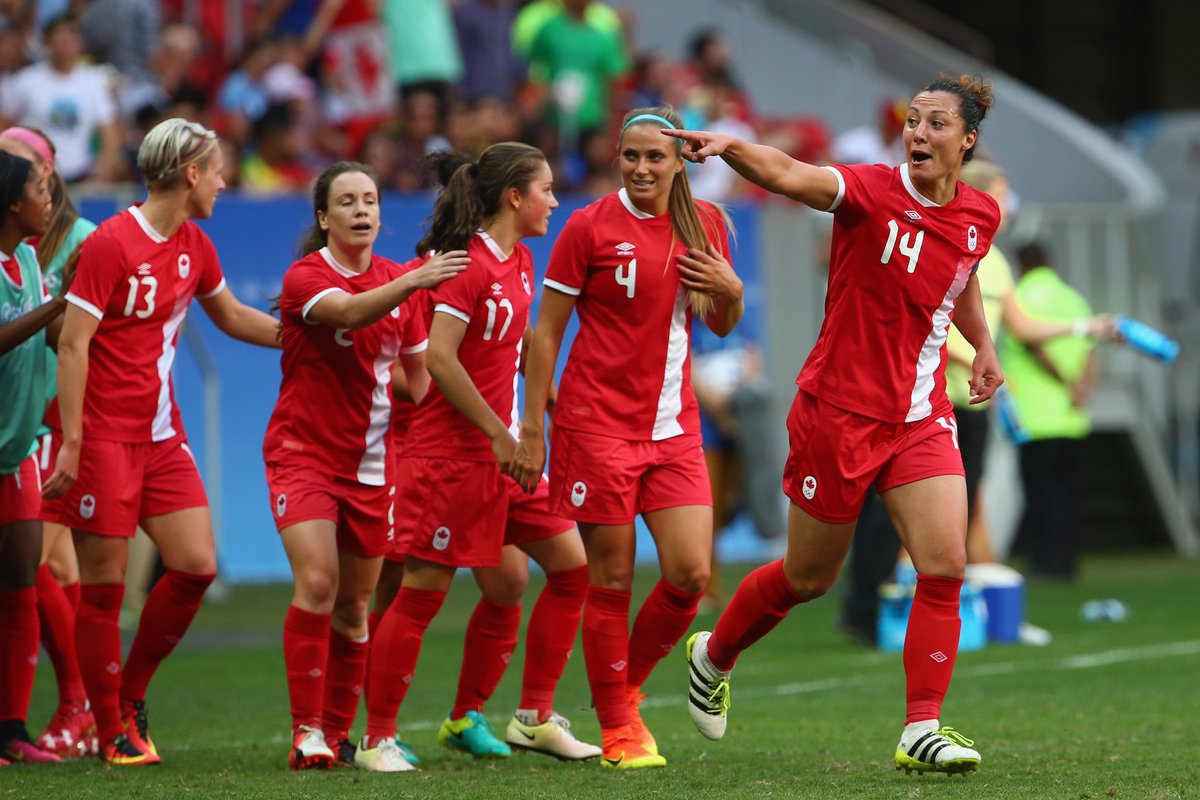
[622,113,676,131]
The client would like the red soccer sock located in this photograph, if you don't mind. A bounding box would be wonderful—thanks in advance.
[519,564,587,717]
[63,580,81,612]
[0,588,40,723]
[36,566,87,708]
[364,587,446,742]
[581,585,631,730]
[322,629,369,744]
[709,559,802,672]
[627,579,702,689]
[450,598,521,720]
[362,609,384,702]
[120,570,214,703]
[283,605,331,732]
[904,574,963,724]
[76,583,125,744]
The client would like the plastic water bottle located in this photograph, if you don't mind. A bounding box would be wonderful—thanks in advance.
[1080,599,1129,622]
[993,387,1030,444]
[1116,316,1179,364]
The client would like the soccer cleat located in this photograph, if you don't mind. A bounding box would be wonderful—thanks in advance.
[895,724,981,776]
[599,725,666,769]
[288,725,334,771]
[1,732,63,764]
[625,690,658,756]
[505,710,601,761]
[37,703,99,758]
[686,631,731,741]
[332,737,357,767]
[100,733,160,766]
[353,736,417,772]
[438,710,512,758]
[120,699,157,757]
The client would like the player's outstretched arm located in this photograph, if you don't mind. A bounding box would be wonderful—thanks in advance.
[303,250,469,331]
[200,285,283,348]
[664,129,841,210]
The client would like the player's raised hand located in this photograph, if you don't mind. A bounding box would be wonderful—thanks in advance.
[410,249,470,289]
[663,129,735,164]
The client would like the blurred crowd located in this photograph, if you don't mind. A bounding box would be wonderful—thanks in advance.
[0,0,839,198]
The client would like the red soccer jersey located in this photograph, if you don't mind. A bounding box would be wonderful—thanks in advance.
[544,189,731,441]
[797,163,1001,423]
[263,247,428,485]
[389,257,427,446]
[402,232,531,461]
[50,206,225,443]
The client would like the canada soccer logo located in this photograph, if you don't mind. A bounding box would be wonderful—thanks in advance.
[79,494,96,520]
[570,481,587,508]
[966,225,978,252]
[178,253,190,278]
[520,271,531,295]
[276,493,287,518]
[801,475,817,501]
[432,526,451,551]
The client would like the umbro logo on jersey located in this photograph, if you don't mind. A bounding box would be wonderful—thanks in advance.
[615,241,636,254]
[136,262,152,276]
[967,224,979,252]
[490,282,504,295]
[904,210,922,221]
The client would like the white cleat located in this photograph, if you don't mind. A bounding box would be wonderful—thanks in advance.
[686,631,732,741]
[505,710,601,761]
[895,722,981,776]
[288,725,334,771]
[354,736,417,772]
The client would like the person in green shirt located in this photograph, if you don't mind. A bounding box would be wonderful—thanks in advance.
[1000,241,1100,578]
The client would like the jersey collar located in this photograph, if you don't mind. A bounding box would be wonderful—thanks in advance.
[129,205,169,243]
[476,229,511,262]
[618,187,657,220]
[899,163,944,208]
[319,246,368,278]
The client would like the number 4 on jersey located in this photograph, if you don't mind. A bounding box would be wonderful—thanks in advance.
[615,258,636,298]
[881,219,924,273]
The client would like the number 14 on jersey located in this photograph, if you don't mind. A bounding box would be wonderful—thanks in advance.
[881,219,924,274]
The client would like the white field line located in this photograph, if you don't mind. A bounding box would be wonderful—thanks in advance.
[166,639,1200,752]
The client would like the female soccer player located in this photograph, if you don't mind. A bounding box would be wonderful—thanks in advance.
[0,150,60,765]
[40,118,282,766]
[262,161,467,771]
[0,126,100,757]
[368,240,596,766]
[673,74,1002,776]
[360,142,598,772]
[510,106,744,769]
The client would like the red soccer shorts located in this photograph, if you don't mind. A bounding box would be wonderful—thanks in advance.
[265,461,396,558]
[0,455,41,525]
[393,456,509,568]
[782,390,964,524]
[547,427,712,525]
[41,431,209,537]
[504,475,576,546]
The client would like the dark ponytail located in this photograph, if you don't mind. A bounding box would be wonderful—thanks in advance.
[416,142,546,256]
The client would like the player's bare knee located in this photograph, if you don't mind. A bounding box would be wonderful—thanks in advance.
[297,569,338,609]
[665,566,709,595]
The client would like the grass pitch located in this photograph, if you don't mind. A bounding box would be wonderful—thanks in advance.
[5,552,1199,799]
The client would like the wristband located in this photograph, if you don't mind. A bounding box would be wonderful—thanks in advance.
[1071,318,1090,337]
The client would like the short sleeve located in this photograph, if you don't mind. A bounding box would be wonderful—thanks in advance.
[280,261,345,323]
[399,294,428,354]
[194,229,226,299]
[65,232,126,320]
[824,163,888,220]
[431,255,486,322]
[543,211,593,296]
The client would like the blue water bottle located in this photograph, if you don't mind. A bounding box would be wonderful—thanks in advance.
[1116,316,1179,364]
[993,387,1030,444]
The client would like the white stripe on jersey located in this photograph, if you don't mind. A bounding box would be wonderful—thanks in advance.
[822,166,846,212]
[906,264,972,422]
[151,295,190,441]
[197,277,227,300]
[400,339,428,355]
[358,338,400,486]
[543,278,581,296]
[65,292,105,320]
[508,339,521,439]
[434,303,471,323]
[652,286,688,440]
[302,287,346,323]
